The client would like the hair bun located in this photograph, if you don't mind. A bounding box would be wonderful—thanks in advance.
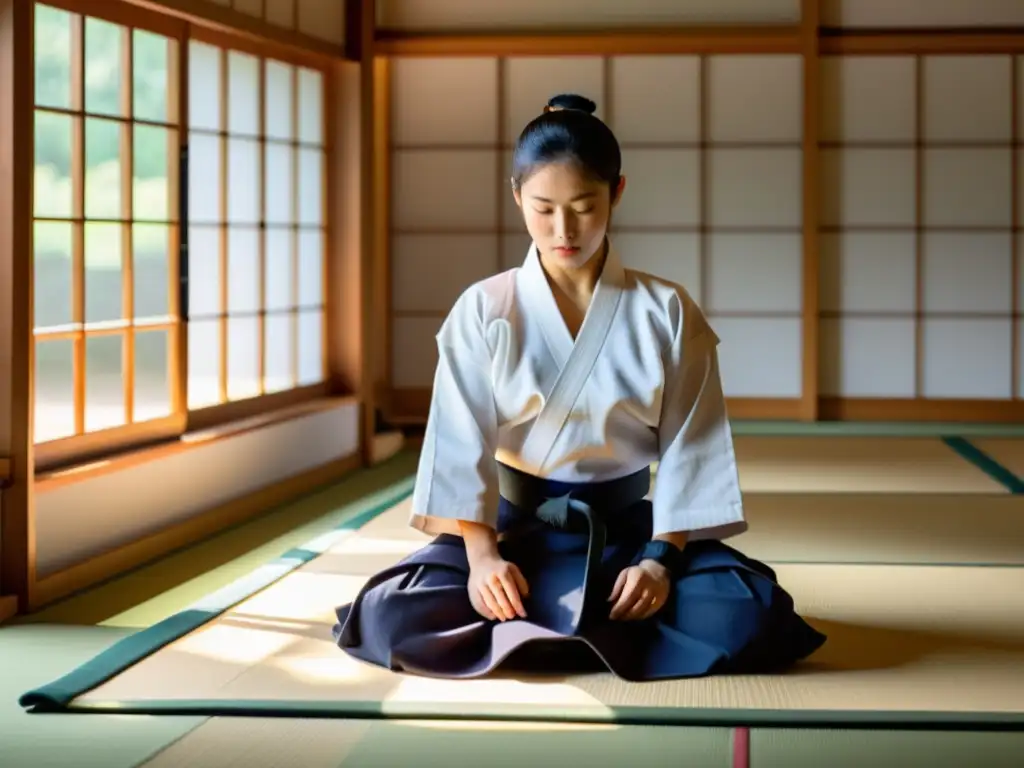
[544,93,597,115]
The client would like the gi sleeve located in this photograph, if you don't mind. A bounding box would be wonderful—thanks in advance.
[650,321,748,541]
[408,294,502,536]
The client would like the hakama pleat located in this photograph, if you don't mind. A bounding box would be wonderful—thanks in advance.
[333,469,826,681]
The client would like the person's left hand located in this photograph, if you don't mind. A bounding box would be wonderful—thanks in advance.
[608,559,671,621]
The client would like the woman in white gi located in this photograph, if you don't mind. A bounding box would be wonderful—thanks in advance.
[333,94,826,680]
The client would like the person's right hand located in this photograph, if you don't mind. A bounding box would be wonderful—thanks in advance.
[467,555,530,621]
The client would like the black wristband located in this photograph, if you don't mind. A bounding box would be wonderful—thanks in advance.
[632,540,684,577]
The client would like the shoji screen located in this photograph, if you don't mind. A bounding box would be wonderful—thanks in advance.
[819,54,1022,415]
[387,54,807,421]
[388,58,503,399]
[167,0,345,44]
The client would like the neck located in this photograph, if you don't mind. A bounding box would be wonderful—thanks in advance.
[539,239,608,302]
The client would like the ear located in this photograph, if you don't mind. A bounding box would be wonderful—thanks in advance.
[511,178,523,209]
[611,175,627,207]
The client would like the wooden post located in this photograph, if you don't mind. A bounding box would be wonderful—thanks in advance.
[0,0,37,613]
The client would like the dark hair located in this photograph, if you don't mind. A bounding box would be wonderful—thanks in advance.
[511,93,622,194]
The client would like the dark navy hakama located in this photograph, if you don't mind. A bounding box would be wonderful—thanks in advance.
[332,464,826,680]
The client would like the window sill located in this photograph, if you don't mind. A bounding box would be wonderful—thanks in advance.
[35,394,360,491]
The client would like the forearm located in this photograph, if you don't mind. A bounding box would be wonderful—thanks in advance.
[459,519,500,564]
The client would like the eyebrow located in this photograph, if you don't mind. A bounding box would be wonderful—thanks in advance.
[529,192,598,203]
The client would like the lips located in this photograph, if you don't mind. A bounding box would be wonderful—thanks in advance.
[553,246,580,255]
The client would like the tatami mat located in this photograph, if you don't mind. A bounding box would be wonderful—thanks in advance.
[966,439,1024,485]
[736,493,1024,565]
[140,718,731,768]
[52,495,1024,727]
[727,436,1006,493]
[751,730,1024,768]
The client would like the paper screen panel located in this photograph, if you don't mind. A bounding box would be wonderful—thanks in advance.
[265,0,296,28]
[706,148,802,228]
[819,56,916,143]
[608,56,701,144]
[705,233,802,314]
[391,150,498,230]
[614,234,702,303]
[391,58,499,146]
[1018,57,1024,141]
[711,317,803,398]
[706,55,802,143]
[503,57,605,146]
[922,55,1012,143]
[819,318,917,398]
[233,0,262,17]
[921,320,1013,399]
[818,233,917,314]
[391,316,443,389]
[392,235,502,313]
[613,149,701,228]
[501,233,533,273]
[822,0,1024,28]
[819,148,916,228]
[921,233,1013,315]
[295,0,344,44]
[1018,320,1024,398]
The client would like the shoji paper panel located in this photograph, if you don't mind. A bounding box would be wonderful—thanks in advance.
[920,56,1014,399]
[199,1,344,44]
[704,55,804,398]
[389,58,501,389]
[818,56,918,398]
[606,57,703,299]
[378,0,801,31]
[822,0,1024,28]
[392,53,807,404]
[820,54,1019,401]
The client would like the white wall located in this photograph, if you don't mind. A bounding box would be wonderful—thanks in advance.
[388,53,806,401]
[818,55,1023,400]
[163,0,345,45]
[34,399,359,576]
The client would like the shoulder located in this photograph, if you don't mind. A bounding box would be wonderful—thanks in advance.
[622,268,718,345]
[436,268,517,347]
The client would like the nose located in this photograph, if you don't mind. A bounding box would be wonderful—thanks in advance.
[554,209,577,242]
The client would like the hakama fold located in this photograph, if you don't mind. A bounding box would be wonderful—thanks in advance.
[332,465,826,681]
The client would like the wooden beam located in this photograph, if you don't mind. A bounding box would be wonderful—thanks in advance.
[818,398,1024,424]
[372,57,392,429]
[0,594,16,624]
[820,29,1024,55]
[799,0,820,422]
[0,0,36,612]
[375,26,802,57]
[338,0,378,466]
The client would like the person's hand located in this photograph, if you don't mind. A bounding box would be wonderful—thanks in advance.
[468,555,530,621]
[608,560,670,621]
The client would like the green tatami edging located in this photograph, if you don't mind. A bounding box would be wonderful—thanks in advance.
[941,436,1024,493]
[18,478,415,714]
[25,696,1024,732]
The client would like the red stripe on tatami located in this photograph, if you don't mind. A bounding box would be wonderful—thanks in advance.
[733,727,750,768]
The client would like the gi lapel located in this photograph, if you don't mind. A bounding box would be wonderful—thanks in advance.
[518,242,626,475]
